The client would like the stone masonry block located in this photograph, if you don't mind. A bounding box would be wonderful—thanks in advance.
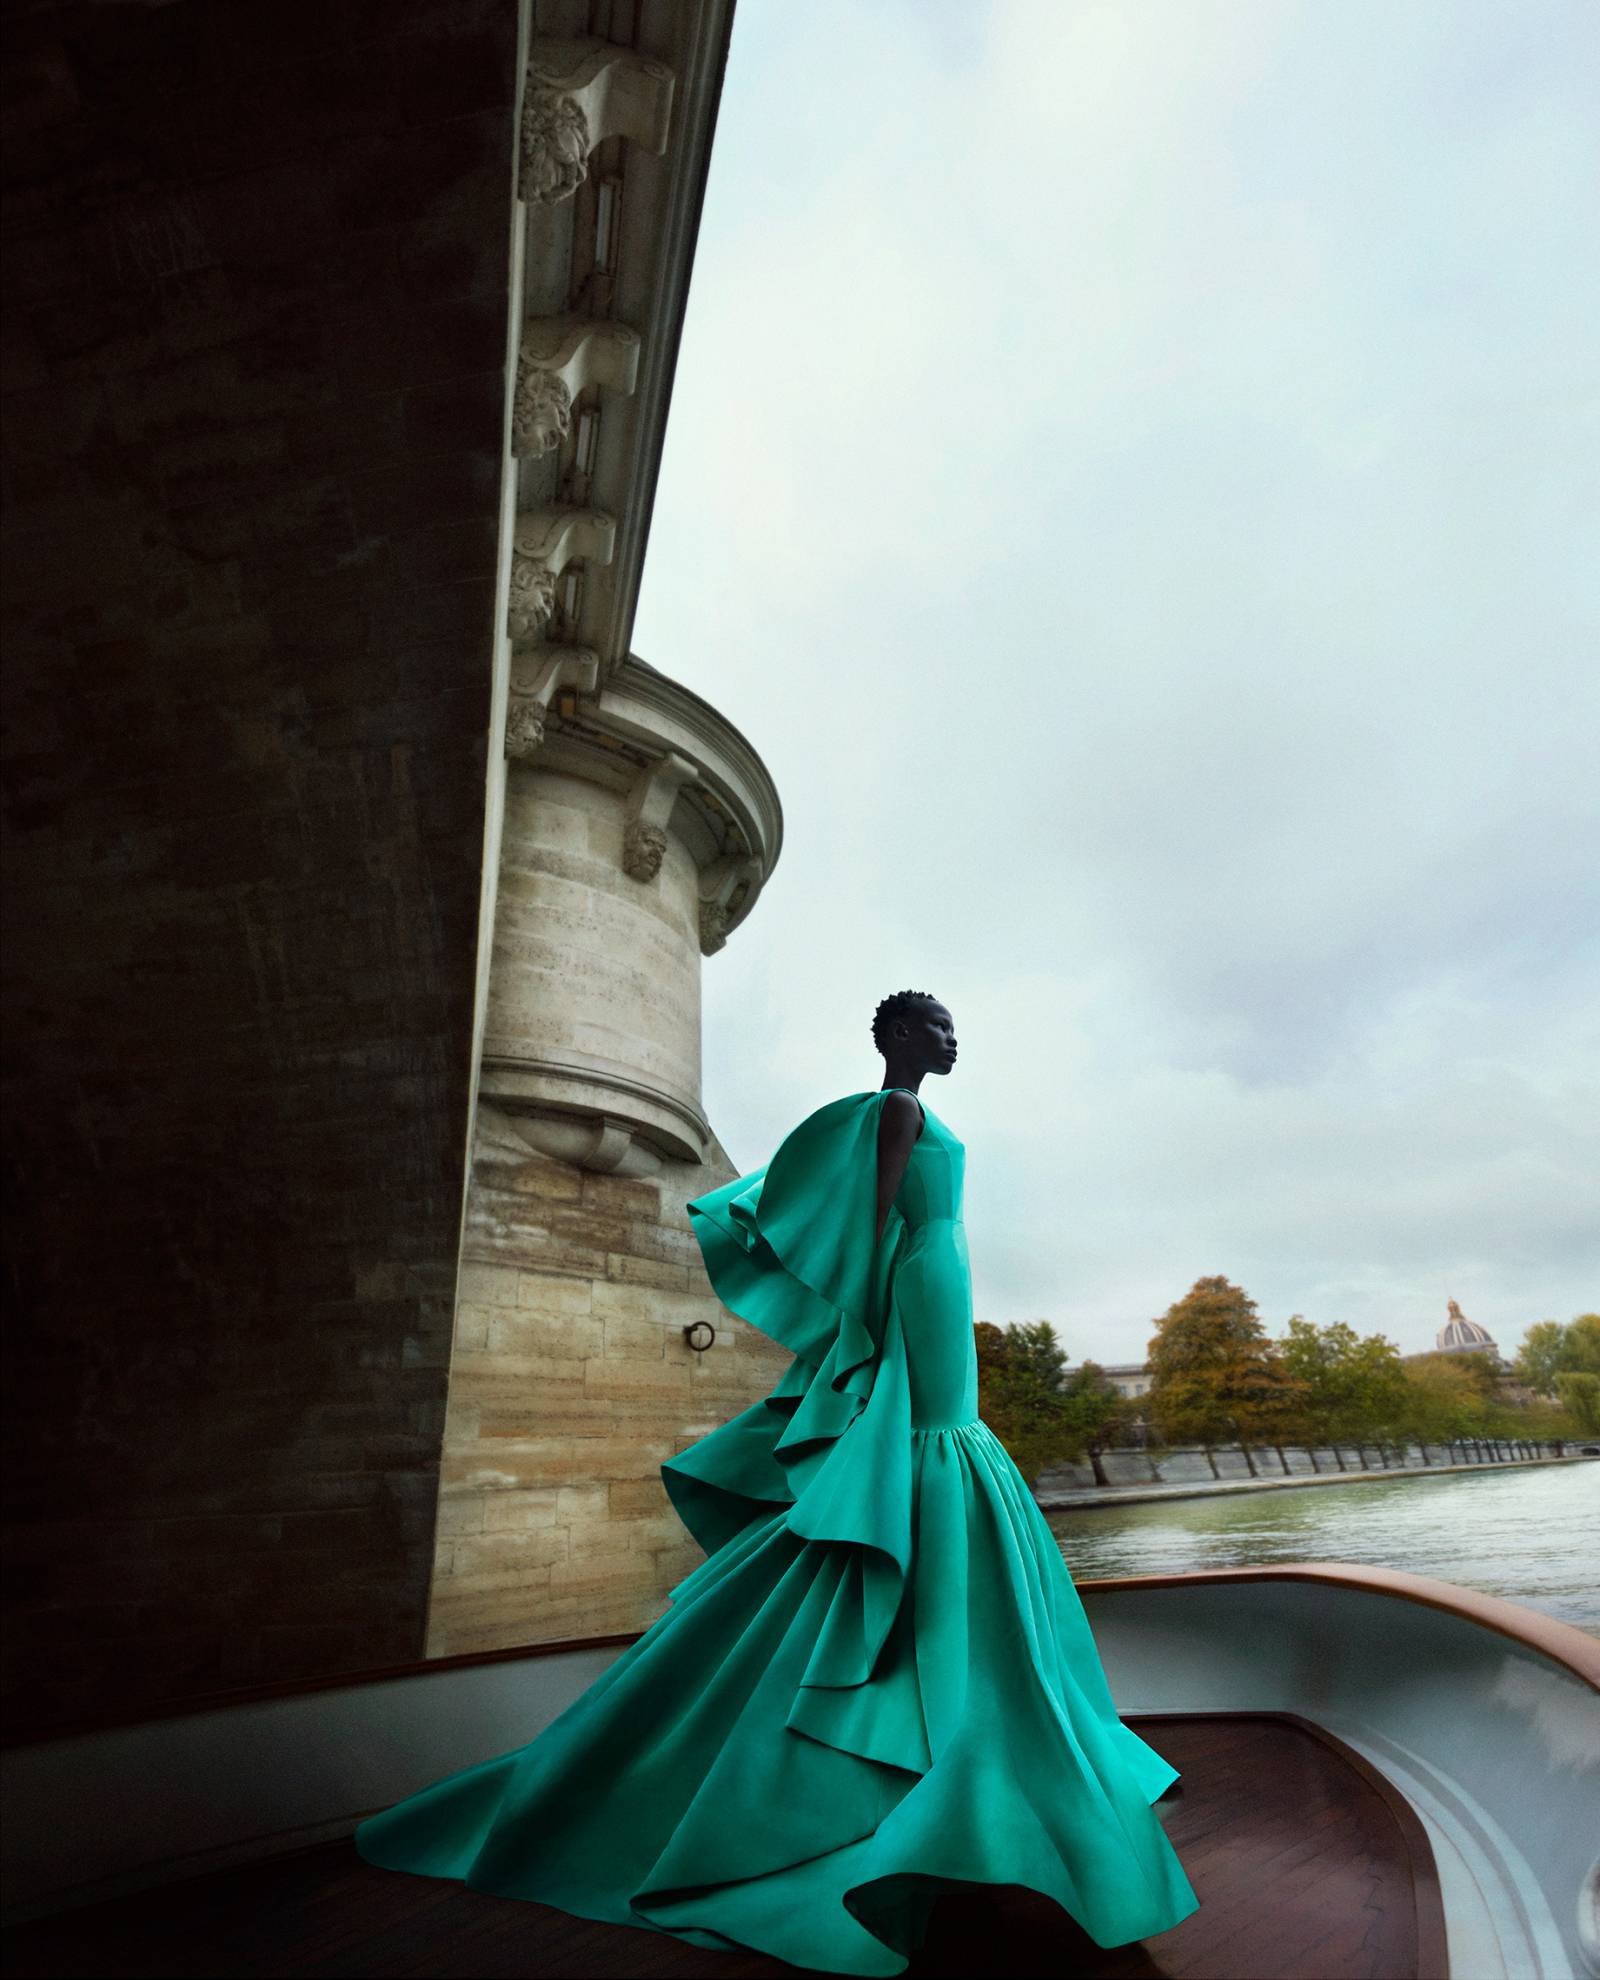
[557,1517,644,1559]
[548,1207,632,1252]
[441,1435,666,1490]
[583,1359,691,1402]
[458,1263,520,1308]
[515,1593,652,1643]
[427,1578,558,1641]
[487,1310,604,1359]
[499,1155,584,1202]
[591,1280,715,1331]
[481,1489,562,1531]
[478,1394,614,1437]
[450,1529,570,1578]
[601,1311,667,1360]
[449,1354,587,1398]
[602,1510,685,1552]
[547,1554,653,1600]
[447,1303,492,1354]
[515,1272,594,1313]
[616,1223,699,1268]
[605,1252,690,1291]
[578,1172,661,1219]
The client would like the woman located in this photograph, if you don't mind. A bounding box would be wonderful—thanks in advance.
[355,990,1199,1973]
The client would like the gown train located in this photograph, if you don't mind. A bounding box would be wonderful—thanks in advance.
[356,1089,1199,1974]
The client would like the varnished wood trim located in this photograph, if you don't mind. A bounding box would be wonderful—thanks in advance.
[1076,1561,1600,1691]
[1133,1709,1450,1980]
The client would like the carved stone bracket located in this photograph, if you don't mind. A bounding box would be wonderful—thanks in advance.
[621,752,696,881]
[508,507,615,643]
[513,318,641,457]
[520,39,676,207]
[508,1108,661,1176]
[698,850,763,956]
[505,646,600,761]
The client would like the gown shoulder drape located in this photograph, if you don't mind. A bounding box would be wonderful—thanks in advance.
[355,1089,1199,1975]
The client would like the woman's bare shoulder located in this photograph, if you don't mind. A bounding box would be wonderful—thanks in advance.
[878,1088,925,1135]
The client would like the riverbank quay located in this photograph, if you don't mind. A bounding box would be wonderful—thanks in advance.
[1034,1450,1597,1512]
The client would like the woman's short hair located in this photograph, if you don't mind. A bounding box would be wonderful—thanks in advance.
[871,989,941,1053]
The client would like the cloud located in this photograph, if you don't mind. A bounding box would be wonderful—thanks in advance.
[636,0,1600,1361]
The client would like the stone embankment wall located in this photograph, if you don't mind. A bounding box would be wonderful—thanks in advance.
[1035,1441,1563,1494]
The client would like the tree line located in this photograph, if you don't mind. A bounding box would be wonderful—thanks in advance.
[975,1281,1600,1487]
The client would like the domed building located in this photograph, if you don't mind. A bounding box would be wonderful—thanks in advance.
[1404,1300,1534,1402]
[1437,1299,1499,1356]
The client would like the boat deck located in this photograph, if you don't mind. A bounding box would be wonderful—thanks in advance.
[2,1714,1447,1979]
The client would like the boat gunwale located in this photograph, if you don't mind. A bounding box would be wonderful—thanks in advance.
[4,1561,1594,1751]
[1073,1562,1600,1692]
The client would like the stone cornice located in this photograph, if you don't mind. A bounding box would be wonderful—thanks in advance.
[510,0,737,679]
[479,1055,712,1169]
[524,651,782,952]
[594,1,736,676]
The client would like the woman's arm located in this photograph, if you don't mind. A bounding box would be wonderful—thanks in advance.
[875,1090,924,1242]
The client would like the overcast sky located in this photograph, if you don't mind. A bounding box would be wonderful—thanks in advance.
[634,0,1600,1366]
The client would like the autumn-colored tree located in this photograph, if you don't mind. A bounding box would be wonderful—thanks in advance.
[974,1321,1090,1486]
[1146,1277,1304,1477]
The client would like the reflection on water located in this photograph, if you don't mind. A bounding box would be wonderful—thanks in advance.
[1046,1461,1600,1630]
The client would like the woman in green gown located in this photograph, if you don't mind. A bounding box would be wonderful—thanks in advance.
[355,991,1200,1973]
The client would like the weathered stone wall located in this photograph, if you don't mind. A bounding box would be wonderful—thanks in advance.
[428,1108,788,1655]
[484,765,705,1127]
[1,0,521,1737]
[427,757,787,1656]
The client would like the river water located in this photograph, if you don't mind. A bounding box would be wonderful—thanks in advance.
[1045,1460,1600,1630]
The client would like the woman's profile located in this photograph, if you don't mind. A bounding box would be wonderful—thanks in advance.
[355,991,1200,1972]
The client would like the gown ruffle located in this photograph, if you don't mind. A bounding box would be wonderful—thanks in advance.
[355,1091,1199,1974]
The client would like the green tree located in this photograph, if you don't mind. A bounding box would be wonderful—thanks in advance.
[1519,1395,1583,1449]
[1514,1320,1567,1396]
[1343,1330,1410,1459]
[1555,1371,1600,1436]
[1281,1318,1407,1465]
[1059,1359,1126,1487]
[974,1321,1088,1486]
[1514,1314,1600,1395]
[1401,1353,1491,1458]
[1559,1314,1600,1375]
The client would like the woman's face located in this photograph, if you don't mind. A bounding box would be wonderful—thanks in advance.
[894,1001,958,1075]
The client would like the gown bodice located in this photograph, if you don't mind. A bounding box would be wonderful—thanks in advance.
[888,1092,965,1230]
[883,1094,977,1432]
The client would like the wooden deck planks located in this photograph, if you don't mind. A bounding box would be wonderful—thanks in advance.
[1,1715,1443,1979]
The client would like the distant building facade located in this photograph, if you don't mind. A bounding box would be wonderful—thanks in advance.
[1099,1362,1154,1400]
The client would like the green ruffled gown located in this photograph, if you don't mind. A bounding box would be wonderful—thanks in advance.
[355,1090,1200,1972]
